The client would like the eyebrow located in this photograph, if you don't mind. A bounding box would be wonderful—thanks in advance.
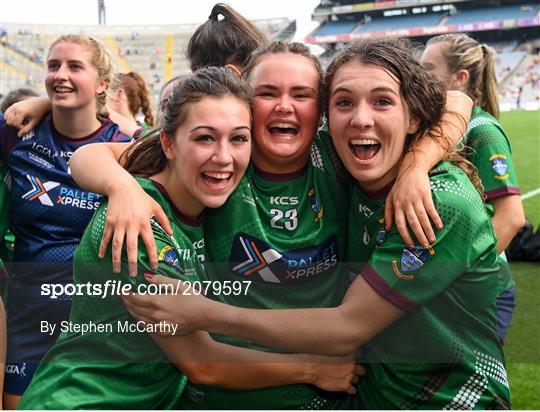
[47,59,85,65]
[255,84,317,93]
[189,125,251,132]
[331,85,399,96]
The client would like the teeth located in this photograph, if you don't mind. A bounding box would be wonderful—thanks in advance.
[55,87,74,93]
[204,172,231,180]
[351,139,379,146]
[269,122,297,129]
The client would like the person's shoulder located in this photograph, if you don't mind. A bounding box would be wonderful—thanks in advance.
[429,162,486,222]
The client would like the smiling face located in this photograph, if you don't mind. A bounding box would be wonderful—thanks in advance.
[247,52,321,174]
[328,61,419,191]
[161,95,252,217]
[45,41,106,112]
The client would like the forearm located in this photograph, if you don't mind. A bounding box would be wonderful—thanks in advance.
[202,299,360,356]
[70,142,134,195]
[491,195,526,253]
[154,331,317,389]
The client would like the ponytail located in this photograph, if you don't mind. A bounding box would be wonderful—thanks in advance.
[479,45,500,119]
[187,3,268,71]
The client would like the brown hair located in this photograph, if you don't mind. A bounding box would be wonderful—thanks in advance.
[0,87,40,113]
[48,35,113,115]
[426,33,500,119]
[243,41,325,112]
[109,71,155,126]
[325,37,483,194]
[187,3,268,71]
[122,67,252,177]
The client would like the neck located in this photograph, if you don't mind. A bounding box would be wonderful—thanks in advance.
[151,167,203,220]
[52,106,102,139]
[252,151,310,175]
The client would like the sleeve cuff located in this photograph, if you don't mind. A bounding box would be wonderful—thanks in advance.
[485,187,520,201]
[362,263,419,313]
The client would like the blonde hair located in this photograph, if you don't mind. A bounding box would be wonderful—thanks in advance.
[426,33,500,119]
[48,35,113,115]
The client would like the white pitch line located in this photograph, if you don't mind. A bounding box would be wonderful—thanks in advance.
[522,187,540,200]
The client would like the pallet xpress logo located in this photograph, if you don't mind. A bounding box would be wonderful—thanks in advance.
[230,233,338,284]
[22,175,60,206]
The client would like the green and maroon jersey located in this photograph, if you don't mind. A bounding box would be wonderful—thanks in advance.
[19,178,204,410]
[346,162,510,410]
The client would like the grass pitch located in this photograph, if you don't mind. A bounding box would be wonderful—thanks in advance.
[499,110,539,409]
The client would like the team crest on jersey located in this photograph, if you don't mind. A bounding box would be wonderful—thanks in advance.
[490,154,509,180]
[307,188,324,222]
[392,245,435,280]
[229,233,338,284]
[158,245,181,272]
[21,175,60,207]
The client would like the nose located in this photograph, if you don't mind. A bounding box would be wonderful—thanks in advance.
[54,63,69,80]
[275,95,293,114]
[211,141,233,165]
[350,105,374,129]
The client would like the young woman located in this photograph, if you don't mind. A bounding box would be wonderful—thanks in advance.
[123,38,510,409]
[106,71,155,130]
[17,67,361,410]
[420,33,525,342]
[69,41,471,409]
[0,35,132,408]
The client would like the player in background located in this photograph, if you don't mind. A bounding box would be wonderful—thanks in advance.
[18,67,361,409]
[124,37,510,409]
[69,40,471,408]
[106,71,155,131]
[420,33,525,343]
[0,35,132,408]
[187,2,268,74]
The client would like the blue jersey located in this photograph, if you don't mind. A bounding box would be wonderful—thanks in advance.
[0,114,131,285]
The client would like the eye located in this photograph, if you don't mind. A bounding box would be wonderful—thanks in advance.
[256,91,275,98]
[335,98,353,108]
[375,97,392,106]
[194,134,214,142]
[231,134,250,143]
[69,63,83,70]
[47,62,59,71]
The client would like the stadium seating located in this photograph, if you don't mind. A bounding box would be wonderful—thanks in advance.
[358,13,444,32]
[447,4,539,25]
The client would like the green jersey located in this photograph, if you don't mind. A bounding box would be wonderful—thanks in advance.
[464,106,519,291]
[347,163,510,409]
[19,178,204,410]
[181,132,350,409]
[464,106,520,203]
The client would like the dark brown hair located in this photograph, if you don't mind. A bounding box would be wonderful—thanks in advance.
[325,37,483,193]
[109,71,155,126]
[121,67,252,177]
[187,3,268,71]
[426,33,500,119]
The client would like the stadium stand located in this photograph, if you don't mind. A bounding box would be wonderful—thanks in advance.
[446,4,539,25]
[0,17,291,106]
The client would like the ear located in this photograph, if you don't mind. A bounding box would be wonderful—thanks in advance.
[407,115,421,135]
[159,130,176,160]
[96,78,109,96]
[454,69,469,88]
[225,63,242,77]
